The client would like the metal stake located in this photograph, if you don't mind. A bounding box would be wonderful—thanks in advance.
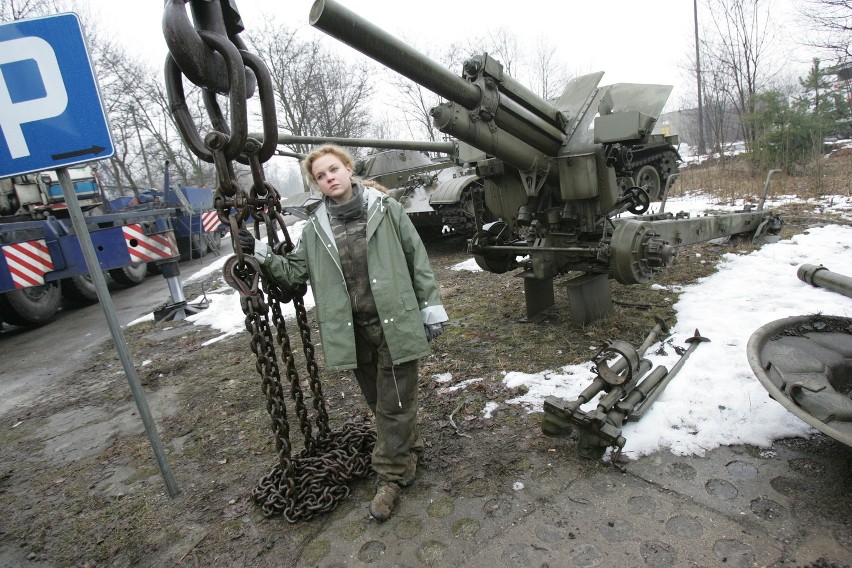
[629,329,710,421]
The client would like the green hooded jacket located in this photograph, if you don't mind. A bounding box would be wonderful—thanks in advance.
[259,184,448,370]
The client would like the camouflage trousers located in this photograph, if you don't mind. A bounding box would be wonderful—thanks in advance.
[353,322,424,484]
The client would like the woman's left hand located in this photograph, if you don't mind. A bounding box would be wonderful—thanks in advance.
[424,323,444,342]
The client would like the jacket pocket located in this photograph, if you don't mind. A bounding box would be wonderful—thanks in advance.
[400,290,417,311]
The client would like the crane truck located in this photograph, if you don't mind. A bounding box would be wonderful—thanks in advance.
[0,163,222,327]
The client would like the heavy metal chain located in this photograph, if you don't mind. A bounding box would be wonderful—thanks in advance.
[162,0,374,522]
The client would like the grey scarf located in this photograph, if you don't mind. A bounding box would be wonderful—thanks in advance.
[326,182,366,220]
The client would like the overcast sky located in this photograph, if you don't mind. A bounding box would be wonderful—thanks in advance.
[86,0,810,113]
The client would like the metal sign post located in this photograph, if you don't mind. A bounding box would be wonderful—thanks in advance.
[58,168,179,497]
[1,13,178,496]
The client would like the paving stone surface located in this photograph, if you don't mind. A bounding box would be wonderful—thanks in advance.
[294,435,851,567]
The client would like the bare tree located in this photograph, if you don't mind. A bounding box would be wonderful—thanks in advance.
[797,0,851,63]
[92,38,214,194]
[380,40,467,142]
[247,22,374,156]
[385,77,442,142]
[483,28,522,77]
[0,0,62,21]
[678,32,740,155]
[701,58,740,154]
[702,0,777,148]
[527,37,570,100]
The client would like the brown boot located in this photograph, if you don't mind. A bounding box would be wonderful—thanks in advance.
[369,481,400,522]
[399,453,418,487]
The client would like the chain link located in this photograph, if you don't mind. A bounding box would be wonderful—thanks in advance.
[164,0,374,522]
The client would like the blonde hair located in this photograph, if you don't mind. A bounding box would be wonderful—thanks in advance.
[301,144,355,187]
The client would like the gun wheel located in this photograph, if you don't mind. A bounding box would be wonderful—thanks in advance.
[634,165,661,201]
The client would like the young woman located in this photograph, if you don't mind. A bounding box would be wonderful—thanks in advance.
[239,145,447,521]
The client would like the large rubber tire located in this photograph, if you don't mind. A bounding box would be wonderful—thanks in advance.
[61,274,99,306]
[108,262,148,287]
[206,231,222,253]
[177,234,208,260]
[0,282,62,326]
[635,165,662,201]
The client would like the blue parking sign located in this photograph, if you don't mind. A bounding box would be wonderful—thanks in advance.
[0,13,114,178]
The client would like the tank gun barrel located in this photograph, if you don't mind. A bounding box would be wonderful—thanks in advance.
[309,0,565,158]
[276,134,456,155]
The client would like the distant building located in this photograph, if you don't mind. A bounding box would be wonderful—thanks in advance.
[825,61,852,105]
[658,108,742,152]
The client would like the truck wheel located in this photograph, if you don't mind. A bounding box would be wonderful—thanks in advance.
[634,165,661,201]
[178,234,208,260]
[61,274,99,305]
[108,262,148,287]
[193,233,209,257]
[0,282,62,326]
[206,231,222,253]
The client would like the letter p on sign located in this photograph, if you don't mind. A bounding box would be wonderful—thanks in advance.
[0,36,68,159]
[0,13,113,178]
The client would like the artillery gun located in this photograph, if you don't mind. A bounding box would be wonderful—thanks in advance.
[275,135,484,235]
[276,131,678,233]
[309,0,781,324]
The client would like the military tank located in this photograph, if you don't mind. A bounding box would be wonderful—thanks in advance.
[613,134,681,201]
[275,135,485,235]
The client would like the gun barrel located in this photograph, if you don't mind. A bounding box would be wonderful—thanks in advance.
[276,134,455,154]
[798,264,852,299]
[309,0,480,108]
[309,0,565,157]
[431,102,551,176]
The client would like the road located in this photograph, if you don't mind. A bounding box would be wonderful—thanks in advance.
[0,242,231,417]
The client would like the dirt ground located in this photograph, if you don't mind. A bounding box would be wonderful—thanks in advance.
[0,195,850,566]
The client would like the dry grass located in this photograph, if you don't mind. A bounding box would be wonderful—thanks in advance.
[673,148,852,203]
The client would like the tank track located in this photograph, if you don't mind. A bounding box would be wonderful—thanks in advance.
[629,149,680,182]
[437,204,477,235]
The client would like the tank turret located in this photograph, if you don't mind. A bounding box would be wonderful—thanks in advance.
[276,135,485,235]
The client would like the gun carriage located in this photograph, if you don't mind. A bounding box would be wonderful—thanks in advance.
[308,0,781,324]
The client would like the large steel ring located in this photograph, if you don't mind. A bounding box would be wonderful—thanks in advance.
[594,339,640,386]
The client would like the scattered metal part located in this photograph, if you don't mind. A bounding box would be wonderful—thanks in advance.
[541,318,668,440]
[797,264,852,300]
[747,315,852,449]
[543,321,708,460]
[593,340,641,386]
[448,399,473,439]
[611,299,670,310]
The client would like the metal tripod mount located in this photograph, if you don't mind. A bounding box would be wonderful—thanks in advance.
[543,319,708,460]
